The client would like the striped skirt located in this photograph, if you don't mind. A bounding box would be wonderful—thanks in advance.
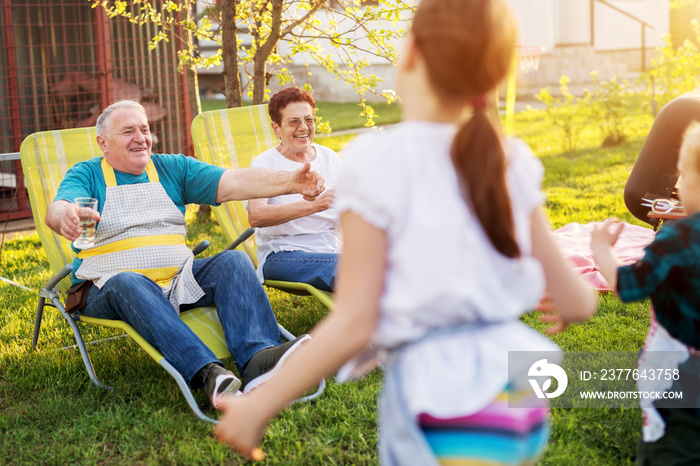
[418,389,549,466]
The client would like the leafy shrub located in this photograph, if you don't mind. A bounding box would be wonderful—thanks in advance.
[584,72,631,147]
[641,20,700,114]
[535,76,590,152]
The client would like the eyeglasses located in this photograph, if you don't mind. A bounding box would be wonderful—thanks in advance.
[283,116,315,128]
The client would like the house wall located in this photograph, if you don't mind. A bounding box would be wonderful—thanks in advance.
[592,0,668,51]
[554,0,591,46]
[507,0,557,51]
[196,0,671,101]
[507,0,669,51]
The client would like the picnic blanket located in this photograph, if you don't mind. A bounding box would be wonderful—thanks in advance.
[551,222,656,292]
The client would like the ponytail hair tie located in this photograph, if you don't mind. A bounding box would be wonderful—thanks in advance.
[472,95,488,109]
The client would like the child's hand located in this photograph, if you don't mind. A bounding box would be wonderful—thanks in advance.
[536,293,568,334]
[215,396,267,461]
[590,218,624,252]
[589,219,624,291]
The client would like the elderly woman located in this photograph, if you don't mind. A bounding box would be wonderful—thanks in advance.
[247,88,341,291]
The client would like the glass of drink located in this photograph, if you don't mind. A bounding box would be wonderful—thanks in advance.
[73,197,98,249]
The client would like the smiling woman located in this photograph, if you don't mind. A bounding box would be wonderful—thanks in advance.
[247,88,341,292]
[272,102,317,160]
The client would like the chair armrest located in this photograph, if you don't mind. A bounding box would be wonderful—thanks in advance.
[44,264,74,290]
[225,227,255,251]
[192,240,210,256]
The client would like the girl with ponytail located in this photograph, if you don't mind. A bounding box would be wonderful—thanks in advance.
[216,0,597,464]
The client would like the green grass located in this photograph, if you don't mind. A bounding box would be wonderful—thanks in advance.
[1,102,657,464]
[200,98,402,133]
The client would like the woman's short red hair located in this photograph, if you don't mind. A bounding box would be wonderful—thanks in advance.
[268,88,316,125]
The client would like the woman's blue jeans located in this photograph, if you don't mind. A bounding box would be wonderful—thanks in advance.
[263,250,338,292]
[80,250,282,387]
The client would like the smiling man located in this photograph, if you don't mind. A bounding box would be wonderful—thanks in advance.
[45,100,325,408]
[247,88,341,292]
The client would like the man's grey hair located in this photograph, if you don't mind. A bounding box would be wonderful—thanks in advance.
[95,100,148,137]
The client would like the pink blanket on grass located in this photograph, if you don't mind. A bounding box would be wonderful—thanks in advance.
[551,222,656,292]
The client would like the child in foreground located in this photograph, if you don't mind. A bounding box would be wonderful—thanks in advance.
[216,0,597,463]
[591,122,700,465]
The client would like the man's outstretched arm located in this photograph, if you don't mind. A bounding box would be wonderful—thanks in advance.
[215,162,325,203]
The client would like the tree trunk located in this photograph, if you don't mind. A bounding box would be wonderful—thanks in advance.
[221,0,242,108]
[252,54,267,105]
[252,0,284,104]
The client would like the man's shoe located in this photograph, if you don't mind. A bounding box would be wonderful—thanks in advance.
[241,335,311,393]
[203,363,241,409]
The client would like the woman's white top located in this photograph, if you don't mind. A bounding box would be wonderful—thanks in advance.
[250,143,342,282]
[334,121,559,418]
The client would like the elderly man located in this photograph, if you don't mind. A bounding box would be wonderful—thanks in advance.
[46,100,324,407]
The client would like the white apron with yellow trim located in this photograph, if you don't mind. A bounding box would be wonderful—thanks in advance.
[75,158,205,311]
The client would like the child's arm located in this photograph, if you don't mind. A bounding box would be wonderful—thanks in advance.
[531,208,598,332]
[590,218,625,291]
[215,211,386,460]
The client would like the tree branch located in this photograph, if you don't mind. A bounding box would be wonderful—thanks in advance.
[279,0,327,37]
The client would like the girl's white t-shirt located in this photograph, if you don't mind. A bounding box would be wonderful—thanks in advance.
[335,121,559,417]
[250,143,341,282]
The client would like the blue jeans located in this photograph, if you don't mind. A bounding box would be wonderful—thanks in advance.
[80,250,282,387]
[263,250,338,292]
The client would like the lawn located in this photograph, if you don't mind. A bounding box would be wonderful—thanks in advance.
[0,100,657,464]
[200,98,403,132]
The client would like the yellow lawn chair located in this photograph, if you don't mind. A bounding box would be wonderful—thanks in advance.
[191,105,334,310]
[20,127,320,424]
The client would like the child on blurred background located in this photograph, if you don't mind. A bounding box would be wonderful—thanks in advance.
[216,0,597,464]
[592,122,700,466]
